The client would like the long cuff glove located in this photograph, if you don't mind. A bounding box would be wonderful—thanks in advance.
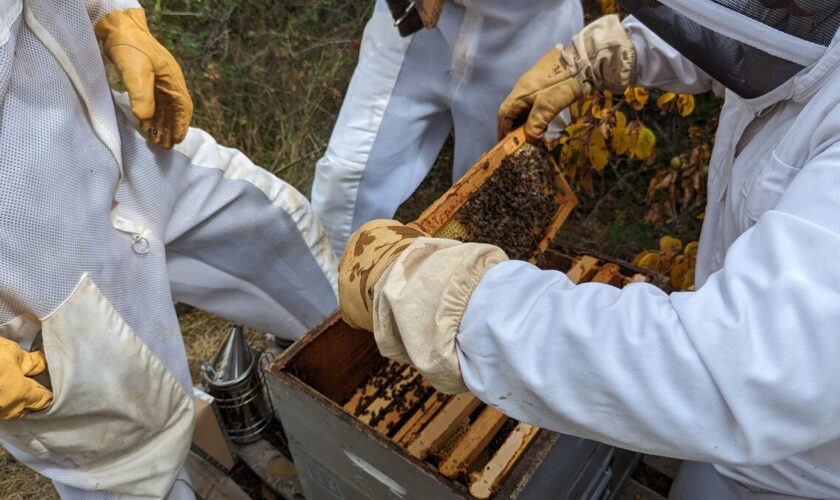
[497,14,636,140]
[0,337,52,421]
[95,8,193,149]
[338,220,508,394]
[374,239,507,394]
[339,220,429,332]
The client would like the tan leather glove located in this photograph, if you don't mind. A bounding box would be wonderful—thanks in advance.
[498,14,636,140]
[418,0,445,29]
[374,238,507,393]
[95,8,193,149]
[338,220,428,332]
[0,337,52,420]
[339,220,508,393]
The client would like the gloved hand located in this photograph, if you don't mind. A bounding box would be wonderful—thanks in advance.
[498,14,636,140]
[95,9,193,149]
[0,337,52,420]
[338,219,428,332]
[340,220,508,394]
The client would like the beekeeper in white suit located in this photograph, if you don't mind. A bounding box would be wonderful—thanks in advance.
[338,0,840,498]
[311,0,584,255]
[0,1,336,498]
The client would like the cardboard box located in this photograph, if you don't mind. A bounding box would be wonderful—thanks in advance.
[192,388,236,471]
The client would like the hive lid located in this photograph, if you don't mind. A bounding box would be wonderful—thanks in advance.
[202,325,253,385]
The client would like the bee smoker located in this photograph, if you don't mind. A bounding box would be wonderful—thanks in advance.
[202,325,274,444]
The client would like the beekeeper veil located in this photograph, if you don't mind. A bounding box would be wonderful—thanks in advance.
[620,0,840,98]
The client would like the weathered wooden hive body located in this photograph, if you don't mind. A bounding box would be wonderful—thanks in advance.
[267,249,656,499]
[266,128,653,499]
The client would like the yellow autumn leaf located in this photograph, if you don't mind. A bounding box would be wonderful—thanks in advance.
[612,126,630,155]
[634,126,657,160]
[670,258,691,290]
[589,128,609,171]
[570,100,582,119]
[677,94,696,117]
[625,124,640,159]
[631,251,645,267]
[614,110,627,129]
[592,103,604,119]
[623,87,634,108]
[683,241,699,259]
[624,86,649,111]
[634,87,649,102]
[684,268,696,290]
[581,99,592,117]
[633,251,662,273]
[657,92,677,110]
[659,235,683,253]
[564,120,586,139]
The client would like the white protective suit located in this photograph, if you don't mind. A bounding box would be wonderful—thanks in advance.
[311,0,584,255]
[0,1,337,498]
[448,11,840,500]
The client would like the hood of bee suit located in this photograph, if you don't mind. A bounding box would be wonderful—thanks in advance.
[619,0,840,98]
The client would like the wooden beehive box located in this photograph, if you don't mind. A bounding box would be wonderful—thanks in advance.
[266,129,652,499]
[267,249,648,500]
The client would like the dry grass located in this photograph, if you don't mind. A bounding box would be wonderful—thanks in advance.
[0,449,57,499]
[145,0,373,193]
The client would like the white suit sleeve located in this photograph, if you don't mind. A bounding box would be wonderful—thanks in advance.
[457,143,840,466]
[84,0,141,25]
[624,16,721,95]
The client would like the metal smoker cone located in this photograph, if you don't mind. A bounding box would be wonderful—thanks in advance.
[203,325,252,384]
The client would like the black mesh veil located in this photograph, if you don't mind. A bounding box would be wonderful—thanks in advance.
[620,0,840,98]
[737,0,840,44]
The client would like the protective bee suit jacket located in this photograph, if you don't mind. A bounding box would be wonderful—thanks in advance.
[455,10,840,500]
[312,0,583,255]
[0,1,337,498]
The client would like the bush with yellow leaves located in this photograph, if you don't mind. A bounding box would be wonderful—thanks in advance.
[550,0,720,262]
[556,88,662,195]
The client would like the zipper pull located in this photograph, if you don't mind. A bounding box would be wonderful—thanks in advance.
[110,208,151,256]
[131,234,150,255]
